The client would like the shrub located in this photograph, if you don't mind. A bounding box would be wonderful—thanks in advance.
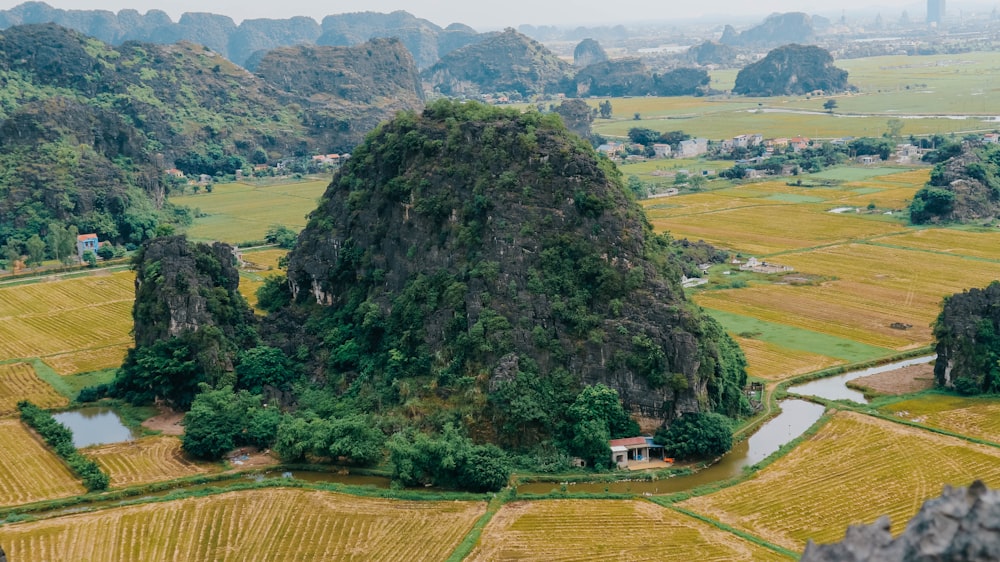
[654,411,733,460]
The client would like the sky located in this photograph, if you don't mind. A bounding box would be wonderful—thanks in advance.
[0,1,935,29]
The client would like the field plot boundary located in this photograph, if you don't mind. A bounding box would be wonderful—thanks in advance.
[678,410,1000,551]
[0,487,486,562]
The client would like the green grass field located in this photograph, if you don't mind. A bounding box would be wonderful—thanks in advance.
[592,52,1000,142]
[179,178,329,243]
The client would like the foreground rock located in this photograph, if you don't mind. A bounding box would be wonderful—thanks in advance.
[802,480,1000,561]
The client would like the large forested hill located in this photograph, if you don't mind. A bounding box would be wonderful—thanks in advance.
[269,100,749,449]
[0,23,423,253]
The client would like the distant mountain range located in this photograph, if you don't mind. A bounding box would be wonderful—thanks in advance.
[0,2,485,68]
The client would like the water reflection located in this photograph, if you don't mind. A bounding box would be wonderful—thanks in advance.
[53,407,141,447]
[787,355,935,404]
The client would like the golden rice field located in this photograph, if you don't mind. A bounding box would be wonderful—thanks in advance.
[882,394,1000,445]
[654,205,907,255]
[780,243,1000,315]
[42,343,130,376]
[241,249,287,271]
[680,411,1000,551]
[0,362,67,416]
[0,419,84,506]
[696,282,929,350]
[84,436,217,488]
[0,488,486,562]
[732,337,844,381]
[467,499,790,561]
[0,271,134,362]
[873,227,1000,261]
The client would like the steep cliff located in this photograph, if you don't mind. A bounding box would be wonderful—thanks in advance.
[910,142,1000,224]
[932,281,1000,395]
[254,38,425,151]
[273,101,749,447]
[733,44,848,96]
[422,29,572,96]
[721,12,816,47]
[573,38,607,68]
[113,236,257,408]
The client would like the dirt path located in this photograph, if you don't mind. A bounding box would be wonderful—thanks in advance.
[849,363,936,395]
[141,405,185,436]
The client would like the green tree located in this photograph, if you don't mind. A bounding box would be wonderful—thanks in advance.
[25,235,46,267]
[654,412,733,460]
[626,175,647,199]
[599,100,613,119]
[887,118,904,139]
[265,224,298,249]
[182,386,278,459]
[82,250,97,267]
[2,245,19,270]
[236,346,292,394]
[45,223,78,264]
[823,99,837,113]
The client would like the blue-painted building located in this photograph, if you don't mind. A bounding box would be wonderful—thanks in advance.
[77,233,99,259]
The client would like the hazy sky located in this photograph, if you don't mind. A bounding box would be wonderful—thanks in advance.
[0,1,932,29]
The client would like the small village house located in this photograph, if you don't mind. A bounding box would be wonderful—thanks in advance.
[609,436,665,468]
[652,143,672,158]
[76,233,99,260]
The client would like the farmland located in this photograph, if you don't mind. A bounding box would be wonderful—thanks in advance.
[0,419,85,506]
[0,271,134,371]
[880,394,1000,445]
[0,488,486,562]
[180,178,329,244]
[468,499,790,561]
[84,436,218,488]
[678,411,1000,551]
[0,362,67,416]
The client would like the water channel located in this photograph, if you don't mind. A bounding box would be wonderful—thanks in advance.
[516,399,825,495]
[787,355,935,404]
[53,407,142,448]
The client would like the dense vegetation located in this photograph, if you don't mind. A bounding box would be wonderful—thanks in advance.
[18,401,110,491]
[933,281,1000,395]
[100,101,749,490]
[0,23,424,254]
[109,236,259,409]
[733,44,849,96]
[910,141,1000,224]
[654,412,733,460]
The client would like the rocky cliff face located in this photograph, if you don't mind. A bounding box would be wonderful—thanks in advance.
[910,142,1000,224]
[0,3,484,68]
[254,38,425,151]
[114,236,257,407]
[932,281,1000,395]
[733,44,848,96]
[801,481,1000,561]
[276,101,748,442]
[721,12,816,47]
[422,29,572,96]
[573,38,607,68]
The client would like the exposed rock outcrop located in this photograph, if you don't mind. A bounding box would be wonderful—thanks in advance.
[276,100,749,444]
[721,12,815,47]
[932,281,1000,395]
[733,44,849,96]
[573,38,607,68]
[802,481,1000,561]
[910,142,1000,224]
[421,28,571,96]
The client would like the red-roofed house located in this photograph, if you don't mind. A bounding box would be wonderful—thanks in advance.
[609,436,664,468]
[76,233,99,260]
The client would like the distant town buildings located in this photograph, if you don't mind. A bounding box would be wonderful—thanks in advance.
[927,0,946,25]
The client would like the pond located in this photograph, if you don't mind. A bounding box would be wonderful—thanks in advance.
[516,398,825,496]
[787,355,935,404]
[53,407,142,448]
